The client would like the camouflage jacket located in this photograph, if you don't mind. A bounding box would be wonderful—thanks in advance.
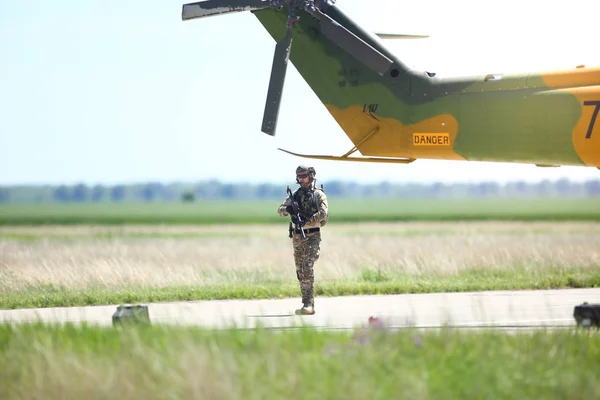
[277,186,328,229]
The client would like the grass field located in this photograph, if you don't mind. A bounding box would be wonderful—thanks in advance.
[1,323,599,399]
[2,221,599,309]
[2,200,599,399]
[1,197,600,225]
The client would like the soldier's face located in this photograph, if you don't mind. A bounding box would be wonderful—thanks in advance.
[297,173,310,185]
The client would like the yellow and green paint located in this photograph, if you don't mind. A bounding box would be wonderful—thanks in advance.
[253,6,600,168]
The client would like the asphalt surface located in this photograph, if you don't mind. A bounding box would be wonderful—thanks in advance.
[1,288,598,331]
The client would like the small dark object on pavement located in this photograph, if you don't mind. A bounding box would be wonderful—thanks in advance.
[112,304,151,327]
[573,302,600,328]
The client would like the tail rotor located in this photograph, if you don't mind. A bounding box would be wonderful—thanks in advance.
[182,0,394,137]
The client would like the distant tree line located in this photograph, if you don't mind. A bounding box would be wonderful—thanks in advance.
[0,178,599,204]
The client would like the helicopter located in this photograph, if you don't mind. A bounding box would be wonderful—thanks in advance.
[181,0,600,170]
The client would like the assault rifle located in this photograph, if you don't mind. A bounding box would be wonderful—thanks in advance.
[286,185,306,239]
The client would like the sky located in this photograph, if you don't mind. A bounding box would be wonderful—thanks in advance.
[1,0,600,185]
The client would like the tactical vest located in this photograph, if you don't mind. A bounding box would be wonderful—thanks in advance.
[293,187,323,221]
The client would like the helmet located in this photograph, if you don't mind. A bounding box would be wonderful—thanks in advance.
[296,165,316,183]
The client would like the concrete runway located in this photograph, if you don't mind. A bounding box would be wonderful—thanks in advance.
[1,288,598,331]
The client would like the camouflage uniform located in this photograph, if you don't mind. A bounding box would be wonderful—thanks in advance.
[277,166,328,315]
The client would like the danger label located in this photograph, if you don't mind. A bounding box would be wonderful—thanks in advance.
[413,133,450,146]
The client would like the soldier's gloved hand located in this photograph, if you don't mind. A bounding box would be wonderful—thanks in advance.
[306,213,318,225]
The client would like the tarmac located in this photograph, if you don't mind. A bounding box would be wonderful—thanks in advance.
[1,288,598,331]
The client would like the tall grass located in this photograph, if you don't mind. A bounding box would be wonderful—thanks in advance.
[2,222,599,308]
[1,323,599,399]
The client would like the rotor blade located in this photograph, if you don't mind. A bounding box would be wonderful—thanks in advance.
[314,11,393,75]
[375,33,429,39]
[261,24,293,136]
[182,0,269,21]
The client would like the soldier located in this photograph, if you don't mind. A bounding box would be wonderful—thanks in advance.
[277,165,329,315]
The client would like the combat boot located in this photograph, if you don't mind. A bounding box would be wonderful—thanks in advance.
[295,302,315,315]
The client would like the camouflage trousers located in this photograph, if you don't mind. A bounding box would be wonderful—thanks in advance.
[292,231,321,306]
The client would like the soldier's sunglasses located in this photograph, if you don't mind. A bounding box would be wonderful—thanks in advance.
[297,173,309,179]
